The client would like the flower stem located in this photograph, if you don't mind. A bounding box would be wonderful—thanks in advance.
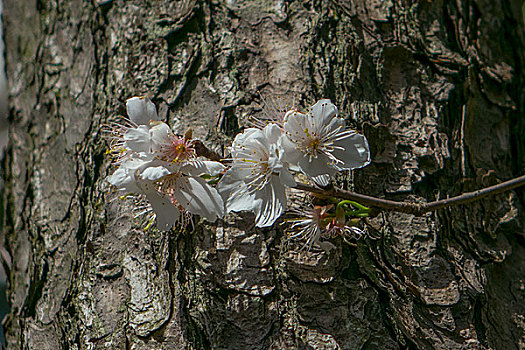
[336,200,370,212]
[336,200,370,218]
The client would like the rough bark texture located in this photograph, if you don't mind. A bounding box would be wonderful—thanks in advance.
[2,0,524,349]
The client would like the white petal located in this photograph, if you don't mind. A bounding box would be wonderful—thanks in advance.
[218,171,258,213]
[332,133,371,170]
[144,190,179,230]
[228,188,257,213]
[126,97,159,125]
[228,161,255,180]
[123,125,151,153]
[228,186,258,213]
[298,153,337,178]
[254,176,286,227]
[128,151,157,165]
[119,157,151,171]
[107,168,140,193]
[283,109,308,124]
[280,135,303,166]
[309,99,338,127]
[108,158,158,193]
[173,176,224,222]
[263,123,282,144]
[140,166,170,181]
[279,167,296,187]
[149,122,173,152]
[283,111,308,141]
[184,160,225,176]
[231,128,261,151]
[287,163,301,172]
[324,114,345,133]
[232,129,270,159]
[107,168,127,187]
[312,174,330,187]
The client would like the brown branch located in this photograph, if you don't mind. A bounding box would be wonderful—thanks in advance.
[293,174,525,216]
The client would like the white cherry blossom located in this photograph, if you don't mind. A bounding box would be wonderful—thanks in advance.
[288,205,329,251]
[107,96,225,229]
[281,99,370,185]
[288,204,363,251]
[218,123,296,227]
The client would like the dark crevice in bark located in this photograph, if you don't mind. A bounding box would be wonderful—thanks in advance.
[358,257,413,349]
[21,259,47,319]
[473,294,489,347]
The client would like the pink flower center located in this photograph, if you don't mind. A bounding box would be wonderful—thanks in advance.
[162,135,195,163]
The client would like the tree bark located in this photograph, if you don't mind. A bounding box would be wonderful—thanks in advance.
[2,0,524,349]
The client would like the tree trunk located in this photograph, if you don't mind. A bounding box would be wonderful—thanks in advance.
[2,0,524,348]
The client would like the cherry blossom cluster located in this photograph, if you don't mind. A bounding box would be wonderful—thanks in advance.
[106,97,225,230]
[106,96,371,245]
